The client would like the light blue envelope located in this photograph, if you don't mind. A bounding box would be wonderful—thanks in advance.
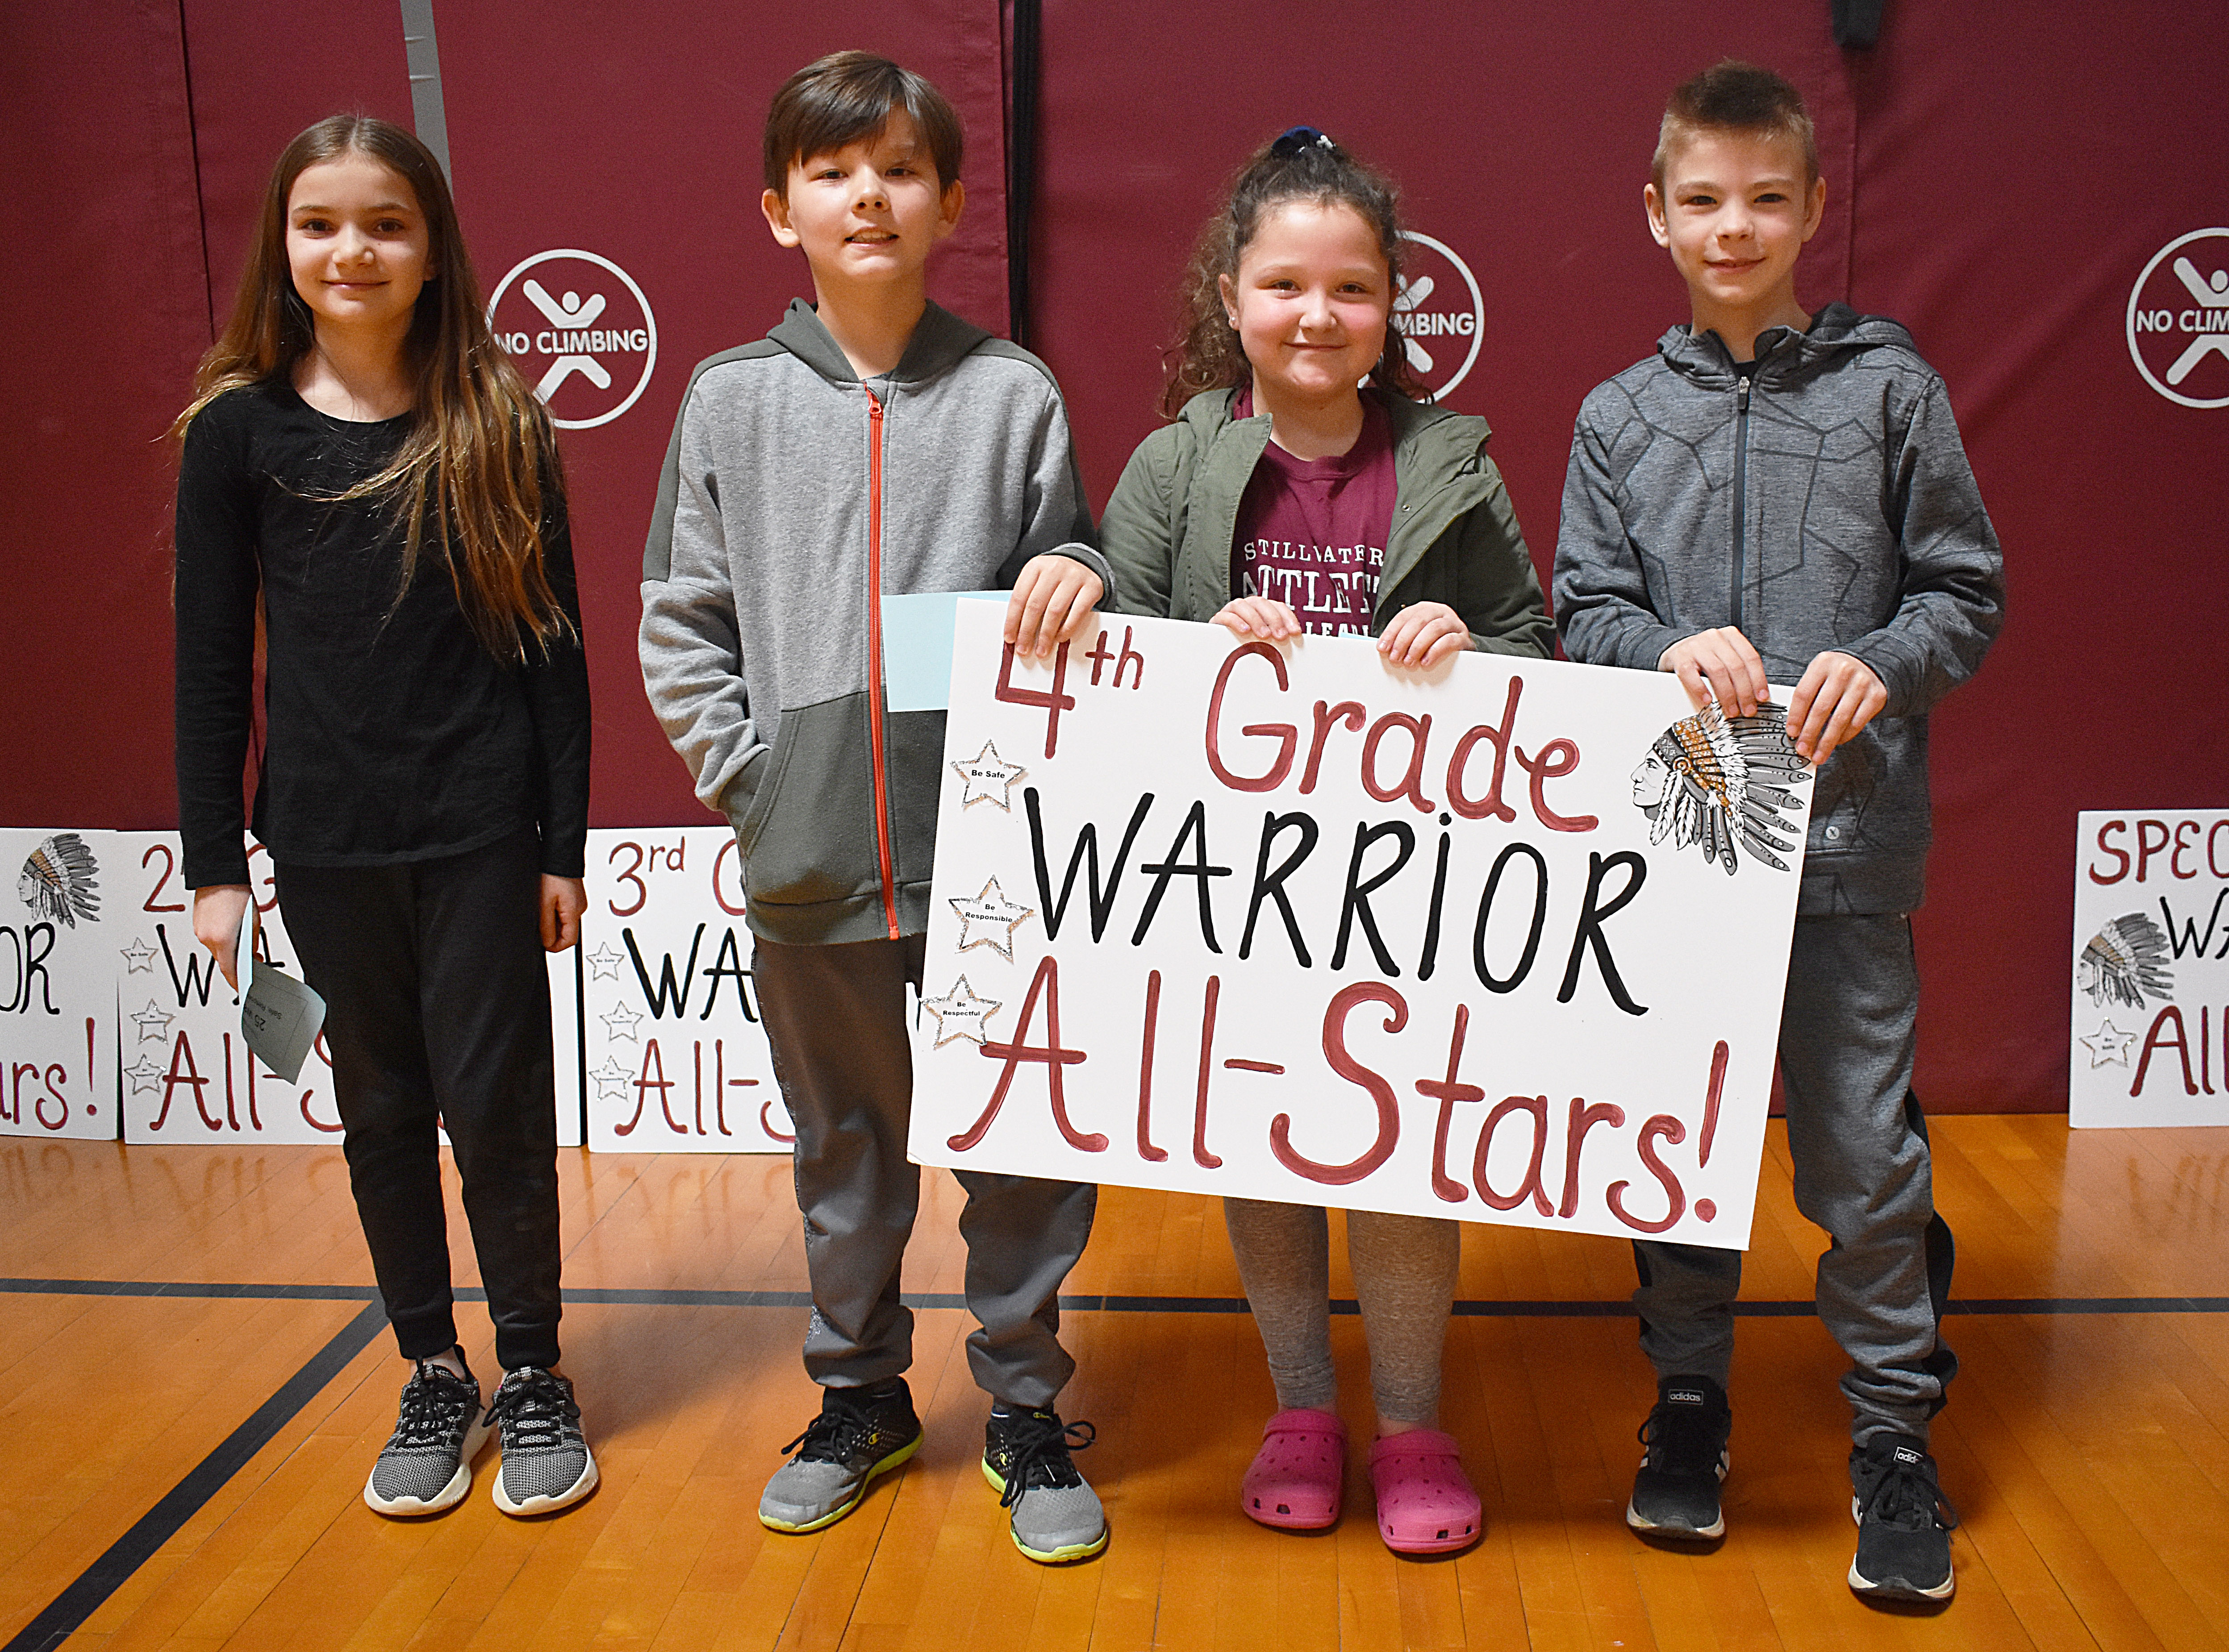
[881,591,1003,712]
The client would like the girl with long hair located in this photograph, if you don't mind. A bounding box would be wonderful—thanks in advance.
[1099,128,1553,1554]
[174,115,597,1519]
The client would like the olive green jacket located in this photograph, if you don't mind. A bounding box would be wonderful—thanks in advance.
[1098,386,1553,659]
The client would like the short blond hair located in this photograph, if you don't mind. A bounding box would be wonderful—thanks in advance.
[1653,60,1818,189]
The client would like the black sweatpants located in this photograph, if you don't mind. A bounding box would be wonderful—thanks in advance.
[276,827,564,1371]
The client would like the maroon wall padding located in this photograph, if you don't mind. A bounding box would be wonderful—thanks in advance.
[1031,4,1858,532]
[3,2,2221,1111]
[1026,2,2226,1112]
[0,2,212,829]
[430,0,1013,829]
[180,0,417,337]
[1837,2,2228,1112]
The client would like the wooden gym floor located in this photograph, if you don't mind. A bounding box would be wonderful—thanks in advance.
[4,1116,2228,1650]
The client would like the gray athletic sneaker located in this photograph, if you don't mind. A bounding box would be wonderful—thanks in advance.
[363,1351,488,1516]
[488,1367,599,1516]
[760,1378,923,1533]
[982,1406,1107,1564]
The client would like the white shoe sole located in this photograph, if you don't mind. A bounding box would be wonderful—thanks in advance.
[363,1417,491,1517]
[1625,1499,1725,1540]
[493,1447,600,1516]
[1848,1494,1955,1600]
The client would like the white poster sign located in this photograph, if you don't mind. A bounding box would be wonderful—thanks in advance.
[1,827,119,1139]
[2070,809,2229,1126]
[909,606,1816,1248]
[580,827,792,1152]
[115,834,583,1147]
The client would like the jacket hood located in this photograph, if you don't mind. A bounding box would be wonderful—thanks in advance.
[766,297,993,387]
[1655,302,1918,390]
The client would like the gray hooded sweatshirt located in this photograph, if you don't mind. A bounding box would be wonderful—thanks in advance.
[639,300,1109,945]
[1553,304,2005,916]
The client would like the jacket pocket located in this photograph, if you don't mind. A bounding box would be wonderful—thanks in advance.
[736,693,877,911]
[725,747,777,852]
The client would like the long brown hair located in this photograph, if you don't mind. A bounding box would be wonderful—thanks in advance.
[1160,128,1428,419]
[177,115,572,663]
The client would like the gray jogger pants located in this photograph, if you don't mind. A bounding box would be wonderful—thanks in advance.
[752,932,1098,1408]
[1632,912,1957,1447]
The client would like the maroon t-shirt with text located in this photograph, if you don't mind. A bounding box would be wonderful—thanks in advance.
[1230,388,1398,638]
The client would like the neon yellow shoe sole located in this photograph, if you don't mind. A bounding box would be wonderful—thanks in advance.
[760,1432,921,1533]
[981,1457,1110,1563]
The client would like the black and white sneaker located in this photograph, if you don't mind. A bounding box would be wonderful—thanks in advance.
[1626,1374,1731,1539]
[759,1378,923,1533]
[983,1406,1107,1564]
[363,1350,489,1516]
[487,1367,598,1516]
[1849,1434,1958,1602]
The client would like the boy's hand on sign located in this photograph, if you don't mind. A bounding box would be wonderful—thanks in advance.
[1379,601,1471,669]
[541,876,587,951]
[1005,555,1104,659]
[1660,626,1768,718]
[1787,650,1886,765]
[193,884,252,990]
[1211,596,1302,642]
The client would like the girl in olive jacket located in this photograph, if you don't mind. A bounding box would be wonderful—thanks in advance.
[1098,128,1550,1556]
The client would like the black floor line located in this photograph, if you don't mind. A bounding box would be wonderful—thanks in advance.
[7,1276,2229,1316]
[4,1275,2229,1311]
[8,1274,2229,1649]
[4,1298,388,1652]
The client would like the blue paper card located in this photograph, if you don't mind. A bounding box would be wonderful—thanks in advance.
[881,591,1002,713]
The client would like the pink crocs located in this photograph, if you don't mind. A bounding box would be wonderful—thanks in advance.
[1367,1429,1482,1554]
[1240,1408,1347,1530]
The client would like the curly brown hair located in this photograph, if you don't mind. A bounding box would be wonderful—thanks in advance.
[1160,129,1428,419]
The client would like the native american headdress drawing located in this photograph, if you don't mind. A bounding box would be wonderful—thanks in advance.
[2077,913,2174,1009]
[17,832,101,927]
[1630,702,1813,875]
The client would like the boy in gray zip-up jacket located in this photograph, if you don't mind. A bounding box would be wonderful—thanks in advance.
[1553,63,2002,1605]
[638,52,1114,1564]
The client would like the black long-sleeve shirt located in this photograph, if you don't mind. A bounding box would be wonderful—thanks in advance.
[174,379,590,889]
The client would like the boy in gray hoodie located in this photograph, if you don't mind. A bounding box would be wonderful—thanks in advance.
[638,51,1114,1564]
[1553,62,2003,1605]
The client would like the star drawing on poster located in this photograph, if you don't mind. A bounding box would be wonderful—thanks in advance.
[123,1053,164,1094]
[130,1000,175,1043]
[585,942,626,982]
[589,1056,634,1101]
[119,937,157,973]
[2080,1020,2139,1068]
[948,877,1036,961]
[952,741,1026,810]
[922,976,1001,1047]
[600,1000,644,1042]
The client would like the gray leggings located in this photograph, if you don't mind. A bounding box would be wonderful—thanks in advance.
[1223,1199,1461,1427]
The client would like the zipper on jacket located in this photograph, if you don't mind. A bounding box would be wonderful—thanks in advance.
[863,386,902,941]
[1730,374,1752,629]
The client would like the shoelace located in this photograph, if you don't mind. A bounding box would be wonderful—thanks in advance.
[1858,1453,1960,1531]
[1636,1402,1724,1476]
[389,1365,476,1450]
[781,1395,880,1464]
[993,1414,1095,1509]
[488,1369,577,1452]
